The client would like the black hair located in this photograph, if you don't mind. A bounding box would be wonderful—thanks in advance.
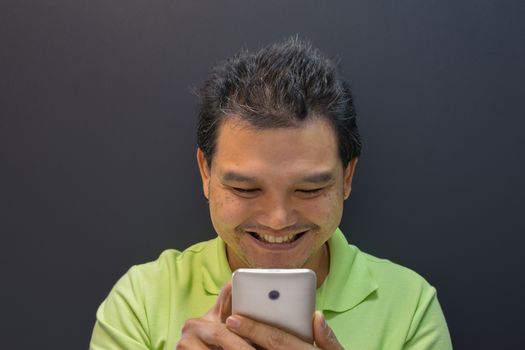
[197,36,361,167]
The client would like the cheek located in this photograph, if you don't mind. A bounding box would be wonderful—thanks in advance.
[210,192,250,226]
[302,191,344,224]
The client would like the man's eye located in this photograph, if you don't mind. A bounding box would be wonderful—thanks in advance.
[232,187,258,194]
[297,188,323,195]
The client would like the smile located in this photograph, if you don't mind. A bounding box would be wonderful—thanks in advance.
[247,231,307,244]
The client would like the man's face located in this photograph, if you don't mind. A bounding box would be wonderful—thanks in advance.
[197,117,357,277]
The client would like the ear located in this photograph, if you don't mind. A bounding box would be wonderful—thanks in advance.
[196,148,211,199]
[343,158,358,200]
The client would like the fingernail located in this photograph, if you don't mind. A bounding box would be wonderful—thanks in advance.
[315,311,328,329]
[319,312,328,329]
[226,316,240,329]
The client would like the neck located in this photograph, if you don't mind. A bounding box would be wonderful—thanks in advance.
[313,243,330,288]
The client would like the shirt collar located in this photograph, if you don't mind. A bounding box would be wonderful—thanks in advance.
[201,228,378,313]
[316,228,378,312]
[201,236,232,295]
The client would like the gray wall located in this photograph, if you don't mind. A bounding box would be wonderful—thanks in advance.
[1,0,523,348]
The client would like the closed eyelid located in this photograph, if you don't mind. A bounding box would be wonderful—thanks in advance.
[295,187,326,195]
[233,187,259,192]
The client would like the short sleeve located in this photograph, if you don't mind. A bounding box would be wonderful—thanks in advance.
[89,267,151,350]
[403,286,453,350]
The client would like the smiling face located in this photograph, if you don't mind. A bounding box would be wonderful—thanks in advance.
[197,117,358,284]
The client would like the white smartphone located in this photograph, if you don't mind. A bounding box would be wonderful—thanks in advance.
[232,268,316,343]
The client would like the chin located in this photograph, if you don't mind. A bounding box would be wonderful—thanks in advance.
[249,258,305,269]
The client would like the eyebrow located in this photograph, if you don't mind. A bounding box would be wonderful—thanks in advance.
[221,171,334,184]
[299,172,335,184]
[222,171,257,182]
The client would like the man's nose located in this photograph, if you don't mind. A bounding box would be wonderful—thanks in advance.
[257,194,297,230]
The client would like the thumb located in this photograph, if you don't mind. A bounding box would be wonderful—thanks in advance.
[313,311,344,350]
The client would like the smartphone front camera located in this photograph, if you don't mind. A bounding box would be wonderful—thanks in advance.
[268,290,280,300]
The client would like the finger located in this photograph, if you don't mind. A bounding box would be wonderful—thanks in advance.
[209,282,233,322]
[181,318,256,350]
[218,282,233,322]
[313,311,344,350]
[199,325,256,350]
[175,334,210,350]
[226,315,313,350]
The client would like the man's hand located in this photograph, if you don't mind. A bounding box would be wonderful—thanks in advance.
[176,283,256,350]
[176,283,344,350]
[225,310,345,350]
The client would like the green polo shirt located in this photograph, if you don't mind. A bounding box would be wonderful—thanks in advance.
[90,229,452,349]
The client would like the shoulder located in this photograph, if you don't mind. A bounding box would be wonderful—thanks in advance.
[331,230,435,295]
[356,248,437,302]
[101,239,218,316]
[357,250,451,347]
[125,239,215,285]
[327,230,437,306]
[362,251,430,285]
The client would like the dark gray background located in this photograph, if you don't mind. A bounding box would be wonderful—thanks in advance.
[1,0,523,348]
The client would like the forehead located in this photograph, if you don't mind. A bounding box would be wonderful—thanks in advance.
[212,117,341,175]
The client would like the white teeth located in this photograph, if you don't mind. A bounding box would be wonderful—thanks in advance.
[254,233,297,244]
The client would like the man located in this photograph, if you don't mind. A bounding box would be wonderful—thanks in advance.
[90,37,452,349]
